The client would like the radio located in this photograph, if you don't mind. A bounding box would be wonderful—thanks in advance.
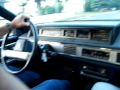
[82,49,110,60]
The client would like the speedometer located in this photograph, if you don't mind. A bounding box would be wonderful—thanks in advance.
[41,29,63,37]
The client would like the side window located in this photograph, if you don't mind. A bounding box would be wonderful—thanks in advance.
[0,17,11,39]
[0,2,16,39]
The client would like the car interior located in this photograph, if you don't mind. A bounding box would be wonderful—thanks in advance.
[1,0,120,90]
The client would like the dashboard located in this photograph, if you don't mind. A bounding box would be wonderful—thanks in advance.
[37,21,120,66]
[40,28,112,44]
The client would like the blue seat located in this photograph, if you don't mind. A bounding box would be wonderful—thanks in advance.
[9,66,41,85]
[91,82,120,90]
[32,79,71,90]
[17,70,41,85]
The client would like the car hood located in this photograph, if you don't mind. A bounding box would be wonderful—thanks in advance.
[31,11,120,24]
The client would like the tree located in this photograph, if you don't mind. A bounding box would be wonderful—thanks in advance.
[0,0,7,7]
[35,0,63,15]
[19,0,28,13]
[35,0,45,14]
[84,0,92,11]
[54,0,63,13]
[85,0,120,12]
[110,0,120,9]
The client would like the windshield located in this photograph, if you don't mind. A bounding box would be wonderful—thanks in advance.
[1,0,120,22]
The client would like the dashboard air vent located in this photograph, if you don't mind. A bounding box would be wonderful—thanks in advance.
[64,45,76,55]
[117,53,120,63]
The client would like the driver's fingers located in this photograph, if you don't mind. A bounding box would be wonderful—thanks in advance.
[21,15,30,26]
[21,22,30,27]
[21,15,29,20]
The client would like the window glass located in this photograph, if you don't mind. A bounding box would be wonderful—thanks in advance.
[1,0,120,22]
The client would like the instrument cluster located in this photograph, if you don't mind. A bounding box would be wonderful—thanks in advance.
[40,28,111,43]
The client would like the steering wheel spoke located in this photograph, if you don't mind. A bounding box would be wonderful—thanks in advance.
[2,50,31,61]
[18,37,29,40]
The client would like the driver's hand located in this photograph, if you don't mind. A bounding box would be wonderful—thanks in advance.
[11,14,30,28]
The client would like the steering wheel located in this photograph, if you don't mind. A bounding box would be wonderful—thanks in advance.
[1,21,38,74]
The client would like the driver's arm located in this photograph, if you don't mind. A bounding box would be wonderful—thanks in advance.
[0,15,29,36]
[0,15,30,90]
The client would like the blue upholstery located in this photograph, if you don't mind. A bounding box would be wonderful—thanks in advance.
[91,82,120,90]
[32,81,120,90]
[17,70,41,84]
[32,79,71,90]
[9,66,41,85]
